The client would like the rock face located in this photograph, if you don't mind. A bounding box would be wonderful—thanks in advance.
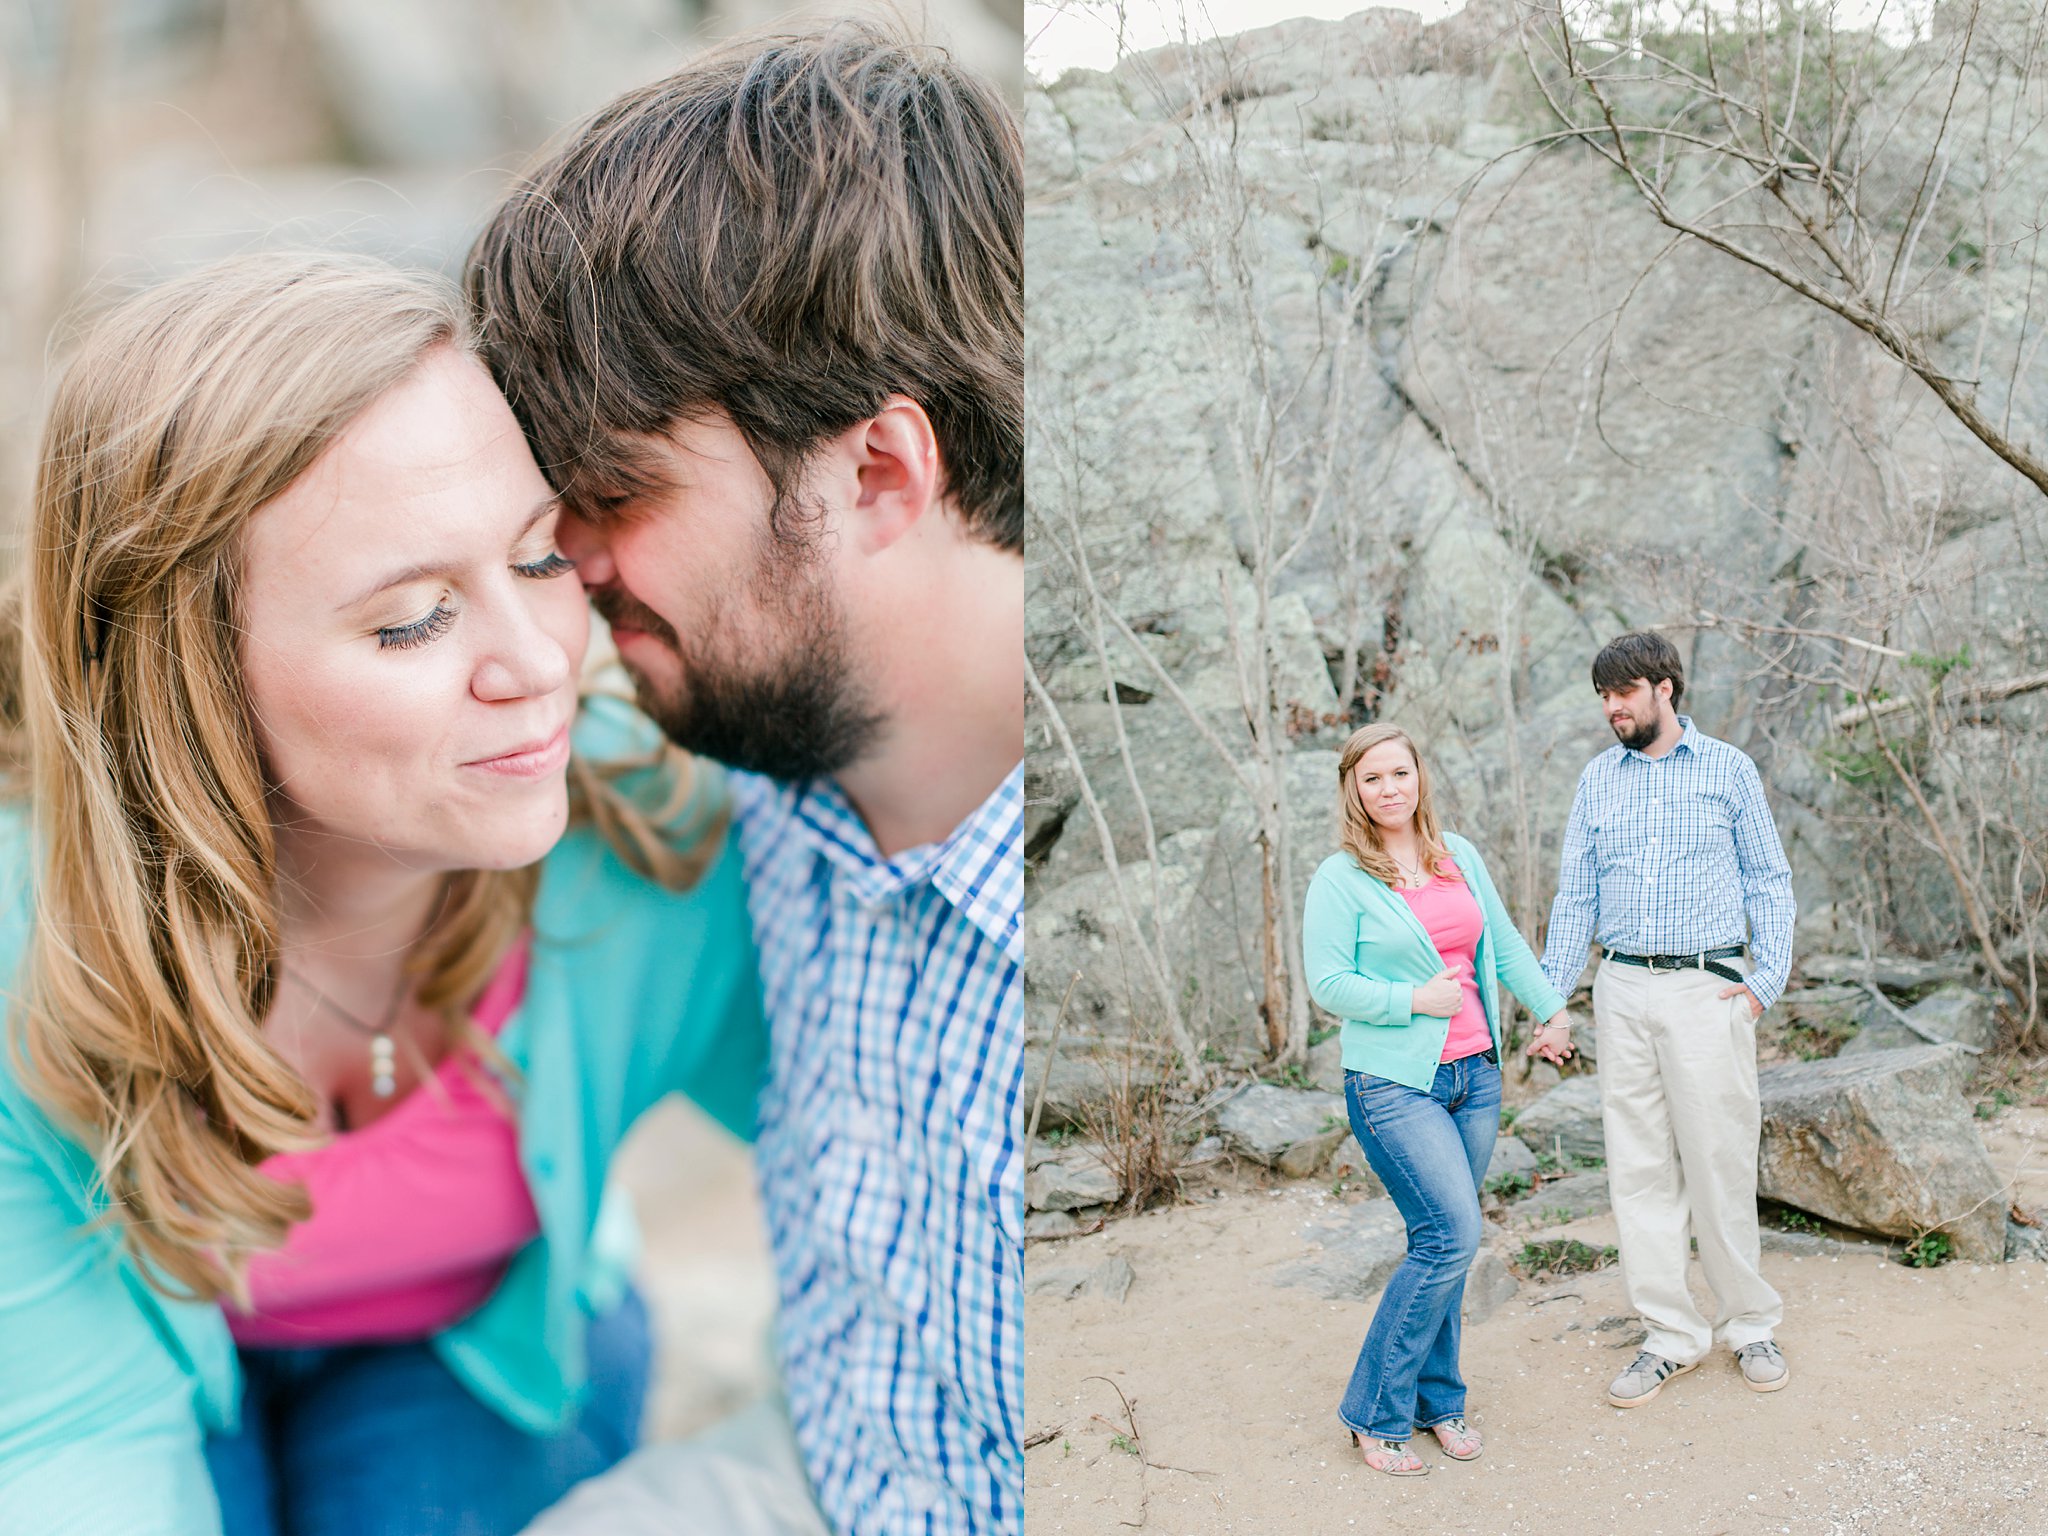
[1756,1045,2005,1260]
[1215,1084,1348,1176]
[1512,1076,1606,1164]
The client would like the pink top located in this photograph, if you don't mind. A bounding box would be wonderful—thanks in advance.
[228,938,540,1347]
[1396,867,1494,1063]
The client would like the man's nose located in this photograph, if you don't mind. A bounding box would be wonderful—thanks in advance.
[557,513,617,586]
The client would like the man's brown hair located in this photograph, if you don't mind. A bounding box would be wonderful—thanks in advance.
[465,22,1022,551]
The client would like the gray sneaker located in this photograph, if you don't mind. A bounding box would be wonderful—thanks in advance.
[1606,1350,1699,1408]
[1735,1339,1789,1392]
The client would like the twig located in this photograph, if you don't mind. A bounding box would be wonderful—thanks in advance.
[1028,973,1082,1147]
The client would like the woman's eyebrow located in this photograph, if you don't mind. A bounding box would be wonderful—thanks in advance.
[340,497,560,609]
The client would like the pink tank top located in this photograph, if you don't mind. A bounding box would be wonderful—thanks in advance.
[228,938,540,1347]
[1396,867,1495,1063]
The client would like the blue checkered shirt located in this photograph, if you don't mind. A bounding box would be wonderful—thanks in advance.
[732,765,1023,1536]
[1540,717,1795,1008]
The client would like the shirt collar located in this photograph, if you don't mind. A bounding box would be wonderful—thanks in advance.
[1623,714,1700,764]
[785,763,1023,964]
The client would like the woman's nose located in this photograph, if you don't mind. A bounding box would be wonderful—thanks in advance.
[471,597,577,703]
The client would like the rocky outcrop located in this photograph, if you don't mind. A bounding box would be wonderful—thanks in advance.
[1757,1046,2006,1260]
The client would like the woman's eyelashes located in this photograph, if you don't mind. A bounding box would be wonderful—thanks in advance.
[513,550,576,579]
[378,602,455,651]
[373,551,576,650]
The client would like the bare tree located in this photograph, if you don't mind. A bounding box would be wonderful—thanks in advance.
[1520,0,2048,498]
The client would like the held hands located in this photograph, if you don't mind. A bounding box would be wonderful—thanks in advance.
[1719,983,1765,1020]
[1525,1010,1577,1064]
[1413,965,1466,1019]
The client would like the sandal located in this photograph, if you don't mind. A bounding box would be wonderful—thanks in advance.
[1349,1430,1429,1476]
[1420,1416,1482,1460]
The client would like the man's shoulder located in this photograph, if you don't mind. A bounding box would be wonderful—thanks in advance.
[1578,743,1629,781]
[1682,724,1760,776]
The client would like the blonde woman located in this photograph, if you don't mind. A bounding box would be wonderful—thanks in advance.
[1301,725,1575,1477]
[0,254,763,1536]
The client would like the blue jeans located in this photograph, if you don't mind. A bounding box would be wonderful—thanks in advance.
[1338,1056,1501,1440]
[204,1289,651,1536]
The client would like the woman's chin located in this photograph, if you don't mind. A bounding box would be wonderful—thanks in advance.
[447,798,570,872]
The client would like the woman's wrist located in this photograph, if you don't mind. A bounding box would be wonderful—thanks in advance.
[1539,1015,1571,1031]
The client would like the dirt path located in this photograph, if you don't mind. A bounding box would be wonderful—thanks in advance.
[1026,1109,2048,1536]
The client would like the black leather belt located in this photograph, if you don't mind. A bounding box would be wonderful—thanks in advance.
[1604,945,1746,986]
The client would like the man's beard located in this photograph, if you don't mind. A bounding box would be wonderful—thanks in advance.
[1612,712,1660,752]
[590,559,883,783]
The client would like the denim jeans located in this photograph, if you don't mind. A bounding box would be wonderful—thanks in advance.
[204,1289,651,1536]
[1338,1056,1501,1440]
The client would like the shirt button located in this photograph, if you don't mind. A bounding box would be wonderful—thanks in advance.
[533,1155,556,1180]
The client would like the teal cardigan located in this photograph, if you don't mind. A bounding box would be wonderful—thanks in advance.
[0,710,765,1536]
[1302,832,1566,1091]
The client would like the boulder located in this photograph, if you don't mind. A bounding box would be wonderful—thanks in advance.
[1215,1084,1348,1174]
[1273,1198,1410,1302]
[1512,1076,1606,1164]
[1898,986,2000,1052]
[1022,1045,1172,1133]
[1485,1135,1538,1187]
[1516,1170,1612,1225]
[1025,1145,1122,1213]
[2006,1219,2048,1263]
[1462,1247,1520,1324]
[1326,1138,1388,1197]
[1306,1033,1346,1092]
[1777,985,1870,1036]
[1837,1015,1928,1056]
[1839,987,1998,1058]
[1799,954,1980,993]
[1026,1255,1136,1302]
[1756,1045,2005,1260]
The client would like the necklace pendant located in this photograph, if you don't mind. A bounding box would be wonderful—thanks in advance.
[370,1033,397,1098]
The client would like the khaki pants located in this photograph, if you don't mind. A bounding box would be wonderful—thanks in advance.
[1593,959,1782,1364]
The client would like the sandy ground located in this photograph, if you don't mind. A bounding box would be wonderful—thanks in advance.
[1025,1107,2048,1536]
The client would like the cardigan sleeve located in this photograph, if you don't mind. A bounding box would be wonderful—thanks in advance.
[1459,841,1568,1024]
[0,1106,224,1536]
[1302,866,1416,1027]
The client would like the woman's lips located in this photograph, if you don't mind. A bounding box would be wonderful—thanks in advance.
[464,723,571,778]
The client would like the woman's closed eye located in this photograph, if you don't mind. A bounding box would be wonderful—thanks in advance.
[513,550,576,580]
[378,602,455,651]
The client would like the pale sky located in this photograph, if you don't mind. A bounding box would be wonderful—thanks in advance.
[1026,0,1466,82]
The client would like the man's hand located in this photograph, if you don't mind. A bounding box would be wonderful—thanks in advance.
[1413,966,1464,1018]
[1525,1012,1576,1065]
[1718,983,1764,1020]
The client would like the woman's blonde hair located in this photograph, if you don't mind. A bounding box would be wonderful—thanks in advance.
[1335,723,1463,889]
[1,252,715,1304]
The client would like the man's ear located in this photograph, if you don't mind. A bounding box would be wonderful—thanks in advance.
[844,395,941,555]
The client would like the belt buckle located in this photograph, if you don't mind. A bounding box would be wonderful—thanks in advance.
[1645,953,1670,974]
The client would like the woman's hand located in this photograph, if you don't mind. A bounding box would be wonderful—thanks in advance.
[1412,966,1465,1018]
[1525,1011,1577,1064]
